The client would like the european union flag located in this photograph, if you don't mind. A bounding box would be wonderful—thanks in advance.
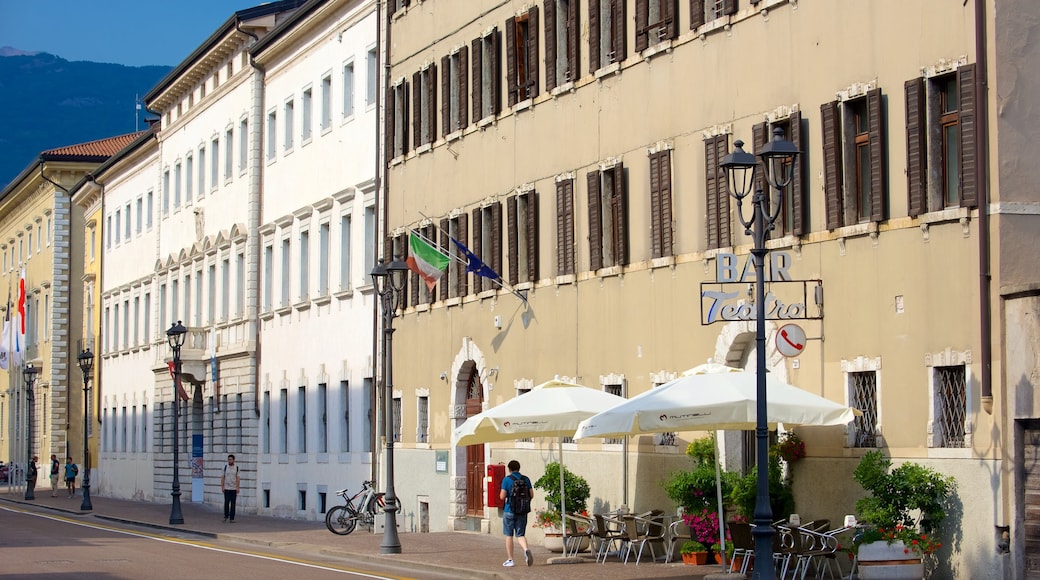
[450,237,501,280]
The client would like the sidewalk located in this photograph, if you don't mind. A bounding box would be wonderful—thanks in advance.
[1,490,728,579]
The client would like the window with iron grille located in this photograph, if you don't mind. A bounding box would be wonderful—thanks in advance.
[821,88,887,228]
[507,190,539,286]
[506,8,539,106]
[555,177,576,276]
[417,395,429,443]
[934,365,966,448]
[849,371,878,448]
[587,162,628,270]
[545,0,578,90]
[604,384,625,445]
[392,397,402,443]
[590,0,626,70]
[636,0,677,52]
[441,48,468,135]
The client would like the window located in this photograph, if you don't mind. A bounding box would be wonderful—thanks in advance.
[471,29,501,122]
[703,134,731,250]
[752,115,807,237]
[279,388,288,454]
[143,292,150,344]
[107,215,113,249]
[208,264,217,323]
[388,80,409,158]
[112,303,119,351]
[262,391,271,454]
[210,137,219,189]
[366,47,377,106]
[339,214,351,290]
[133,296,140,346]
[417,395,429,443]
[239,119,248,173]
[413,65,436,148]
[195,272,203,326]
[225,128,233,181]
[691,0,737,29]
[821,88,887,228]
[392,396,402,443]
[439,214,468,300]
[185,154,193,202]
[124,203,131,239]
[342,63,355,120]
[440,48,468,135]
[236,253,245,317]
[302,87,313,142]
[648,149,673,258]
[340,381,350,452]
[471,203,503,293]
[267,110,277,160]
[933,366,967,448]
[388,0,409,15]
[603,383,625,444]
[545,0,579,90]
[636,0,678,52]
[507,190,539,285]
[364,205,375,281]
[122,299,129,348]
[263,244,273,311]
[173,162,182,207]
[221,258,229,320]
[589,0,626,70]
[318,383,328,454]
[319,222,329,297]
[183,274,191,326]
[321,73,333,129]
[587,162,628,270]
[136,198,143,234]
[299,230,310,301]
[298,386,307,453]
[146,191,154,228]
[158,283,167,334]
[906,64,978,216]
[849,371,878,448]
[506,7,539,106]
[284,99,295,151]
[114,210,121,245]
[171,279,179,322]
[555,177,576,276]
[198,146,206,194]
[281,238,291,306]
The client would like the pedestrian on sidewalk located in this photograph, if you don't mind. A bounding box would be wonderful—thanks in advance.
[49,454,60,497]
[27,456,38,495]
[221,454,239,523]
[64,456,78,497]
[499,459,534,567]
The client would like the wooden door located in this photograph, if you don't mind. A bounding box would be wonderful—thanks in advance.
[1024,424,1040,578]
[464,370,484,516]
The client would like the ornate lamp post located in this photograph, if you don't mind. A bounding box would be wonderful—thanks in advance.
[370,257,409,554]
[78,349,95,511]
[23,362,39,500]
[721,127,799,580]
[166,321,187,525]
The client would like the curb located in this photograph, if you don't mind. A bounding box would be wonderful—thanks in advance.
[315,546,501,580]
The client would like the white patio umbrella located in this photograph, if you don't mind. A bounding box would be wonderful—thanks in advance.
[574,363,860,566]
[453,379,627,543]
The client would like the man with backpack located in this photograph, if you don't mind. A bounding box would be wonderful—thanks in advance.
[498,460,534,567]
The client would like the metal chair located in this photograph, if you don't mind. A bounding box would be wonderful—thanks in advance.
[728,521,755,574]
[564,512,595,556]
[592,513,626,563]
[664,520,692,563]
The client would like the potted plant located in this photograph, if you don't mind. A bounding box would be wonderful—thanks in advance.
[773,431,806,463]
[679,540,709,566]
[533,462,590,552]
[851,451,955,579]
[682,508,721,563]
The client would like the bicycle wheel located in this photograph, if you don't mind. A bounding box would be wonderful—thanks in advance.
[325,505,358,535]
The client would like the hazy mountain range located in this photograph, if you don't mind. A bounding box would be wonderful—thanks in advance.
[0,47,171,190]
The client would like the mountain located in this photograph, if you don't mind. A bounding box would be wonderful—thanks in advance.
[0,50,171,189]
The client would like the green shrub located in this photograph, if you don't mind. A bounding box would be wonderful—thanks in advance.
[533,462,590,515]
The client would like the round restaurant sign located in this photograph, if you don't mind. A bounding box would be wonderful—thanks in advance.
[775,324,806,357]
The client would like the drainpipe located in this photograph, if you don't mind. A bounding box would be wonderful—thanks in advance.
[241,24,265,422]
[372,0,386,489]
[975,0,993,416]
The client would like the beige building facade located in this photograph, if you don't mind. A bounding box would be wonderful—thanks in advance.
[381,1,1040,577]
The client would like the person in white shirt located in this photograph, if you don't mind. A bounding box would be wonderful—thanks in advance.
[221,454,240,523]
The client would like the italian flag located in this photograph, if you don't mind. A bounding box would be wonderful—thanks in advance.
[406,233,450,290]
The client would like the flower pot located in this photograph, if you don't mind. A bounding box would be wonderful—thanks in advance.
[857,541,924,580]
[543,533,565,553]
[682,552,708,566]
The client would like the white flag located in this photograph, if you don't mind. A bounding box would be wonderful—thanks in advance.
[0,319,9,371]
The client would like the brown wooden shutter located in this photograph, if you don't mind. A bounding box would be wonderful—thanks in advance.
[471,38,483,121]
[905,77,927,217]
[690,0,705,29]
[423,225,436,304]
[705,138,720,249]
[507,195,519,286]
[557,180,574,276]
[439,219,450,301]
[566,0,579,82]
[491,202,503,281]
[612,163,628,265]
[587,171,603,271]
[386,84,396,160]
[471,208,483,292]
[544,0,558,91]
[821,100,843,229]
[716,137,731,247]
[401,83,409,154]
[458,47,469,129]
[665,0,678,40]
[723,0,738,16]
[958,63,977,208]
[867,87,885,222]
[752,122,767,196]
[412,72,422,150]
[457,214,469,296]
[441,56,451,136]
[589,0,601,72]
[649,151,663,258]
[491,30,502,115]
[613,0,627,62]
[660,151,673,256]
[842,100,858,225]
[427,63,437,143]
[527,7,540,99]
[789,110,806,236]
[405,234,419,307]
[635,0,649,53]
[526,191,539,282]
[506,17,518,106]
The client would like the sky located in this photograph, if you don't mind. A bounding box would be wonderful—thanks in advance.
[0,0,255,67]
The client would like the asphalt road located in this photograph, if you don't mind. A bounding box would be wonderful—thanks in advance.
[0,505,439,579]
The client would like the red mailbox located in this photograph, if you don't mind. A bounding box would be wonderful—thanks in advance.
[487,463,506,508]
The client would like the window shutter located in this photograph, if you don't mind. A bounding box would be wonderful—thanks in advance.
[427,63,438,143]
[789,110,806,236]
[958,63,977,208]
[716,138,731,247]
[412,72,422,150]
[635,0,649,53]
[439,218,450,301]
[867,87,886,222]
[665,0,678,40]
[471,38,483,121]
[458,47,469,129]
[613,0,627,62]
[724,0,738,16]
[526,191,539,282]
[613,163,628,265]
[649,151,662,258]
[821,100,843,229]
[406,234,419,306]
[491,202,503,280]
[659,151,673,256]
[471,208,483,292]
[545,0,558,91]
[905,77,927,217]
[457,214,469,296]
[752,122,767,196]
[507,195,519,286]
[566,0,579,82]
[557,180,575,276]
[589,0,601,72]
[506,17,518,106]
[690,0,705,29]
[491,29,502,115]
[441,56,451,136]
[527,7,540,99]
[587,170,603,272]
[386,85,396,159]
[705,138,719,249]
[841,101,858,226]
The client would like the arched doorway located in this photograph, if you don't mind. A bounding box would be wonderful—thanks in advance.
[459,362,485,517]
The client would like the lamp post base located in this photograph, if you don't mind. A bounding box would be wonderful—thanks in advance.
[24,483,35,501]
[380,509,402,554]
[81,481,93,511]
[170,490,184,525]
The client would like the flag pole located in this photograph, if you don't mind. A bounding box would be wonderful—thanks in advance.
[408,227,528,305]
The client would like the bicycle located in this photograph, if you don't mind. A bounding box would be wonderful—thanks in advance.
[325,480,400,535]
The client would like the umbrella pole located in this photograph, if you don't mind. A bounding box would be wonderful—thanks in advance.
[714,432,727,570]
[559,438,567,544]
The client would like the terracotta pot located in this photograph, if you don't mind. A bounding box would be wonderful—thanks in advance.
[682,552,708,566]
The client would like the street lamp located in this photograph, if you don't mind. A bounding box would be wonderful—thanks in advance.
[370,256,409,554]
[78,349,95,511]
[166,321,187,525]
[721,127,799,580]
[23,362,39,500]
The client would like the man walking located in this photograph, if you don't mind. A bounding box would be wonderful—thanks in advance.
[221,454,240,523]
[49,454,60,497]
[64,457,78,497]
[26,456,38,496]
[499,460,534,567]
